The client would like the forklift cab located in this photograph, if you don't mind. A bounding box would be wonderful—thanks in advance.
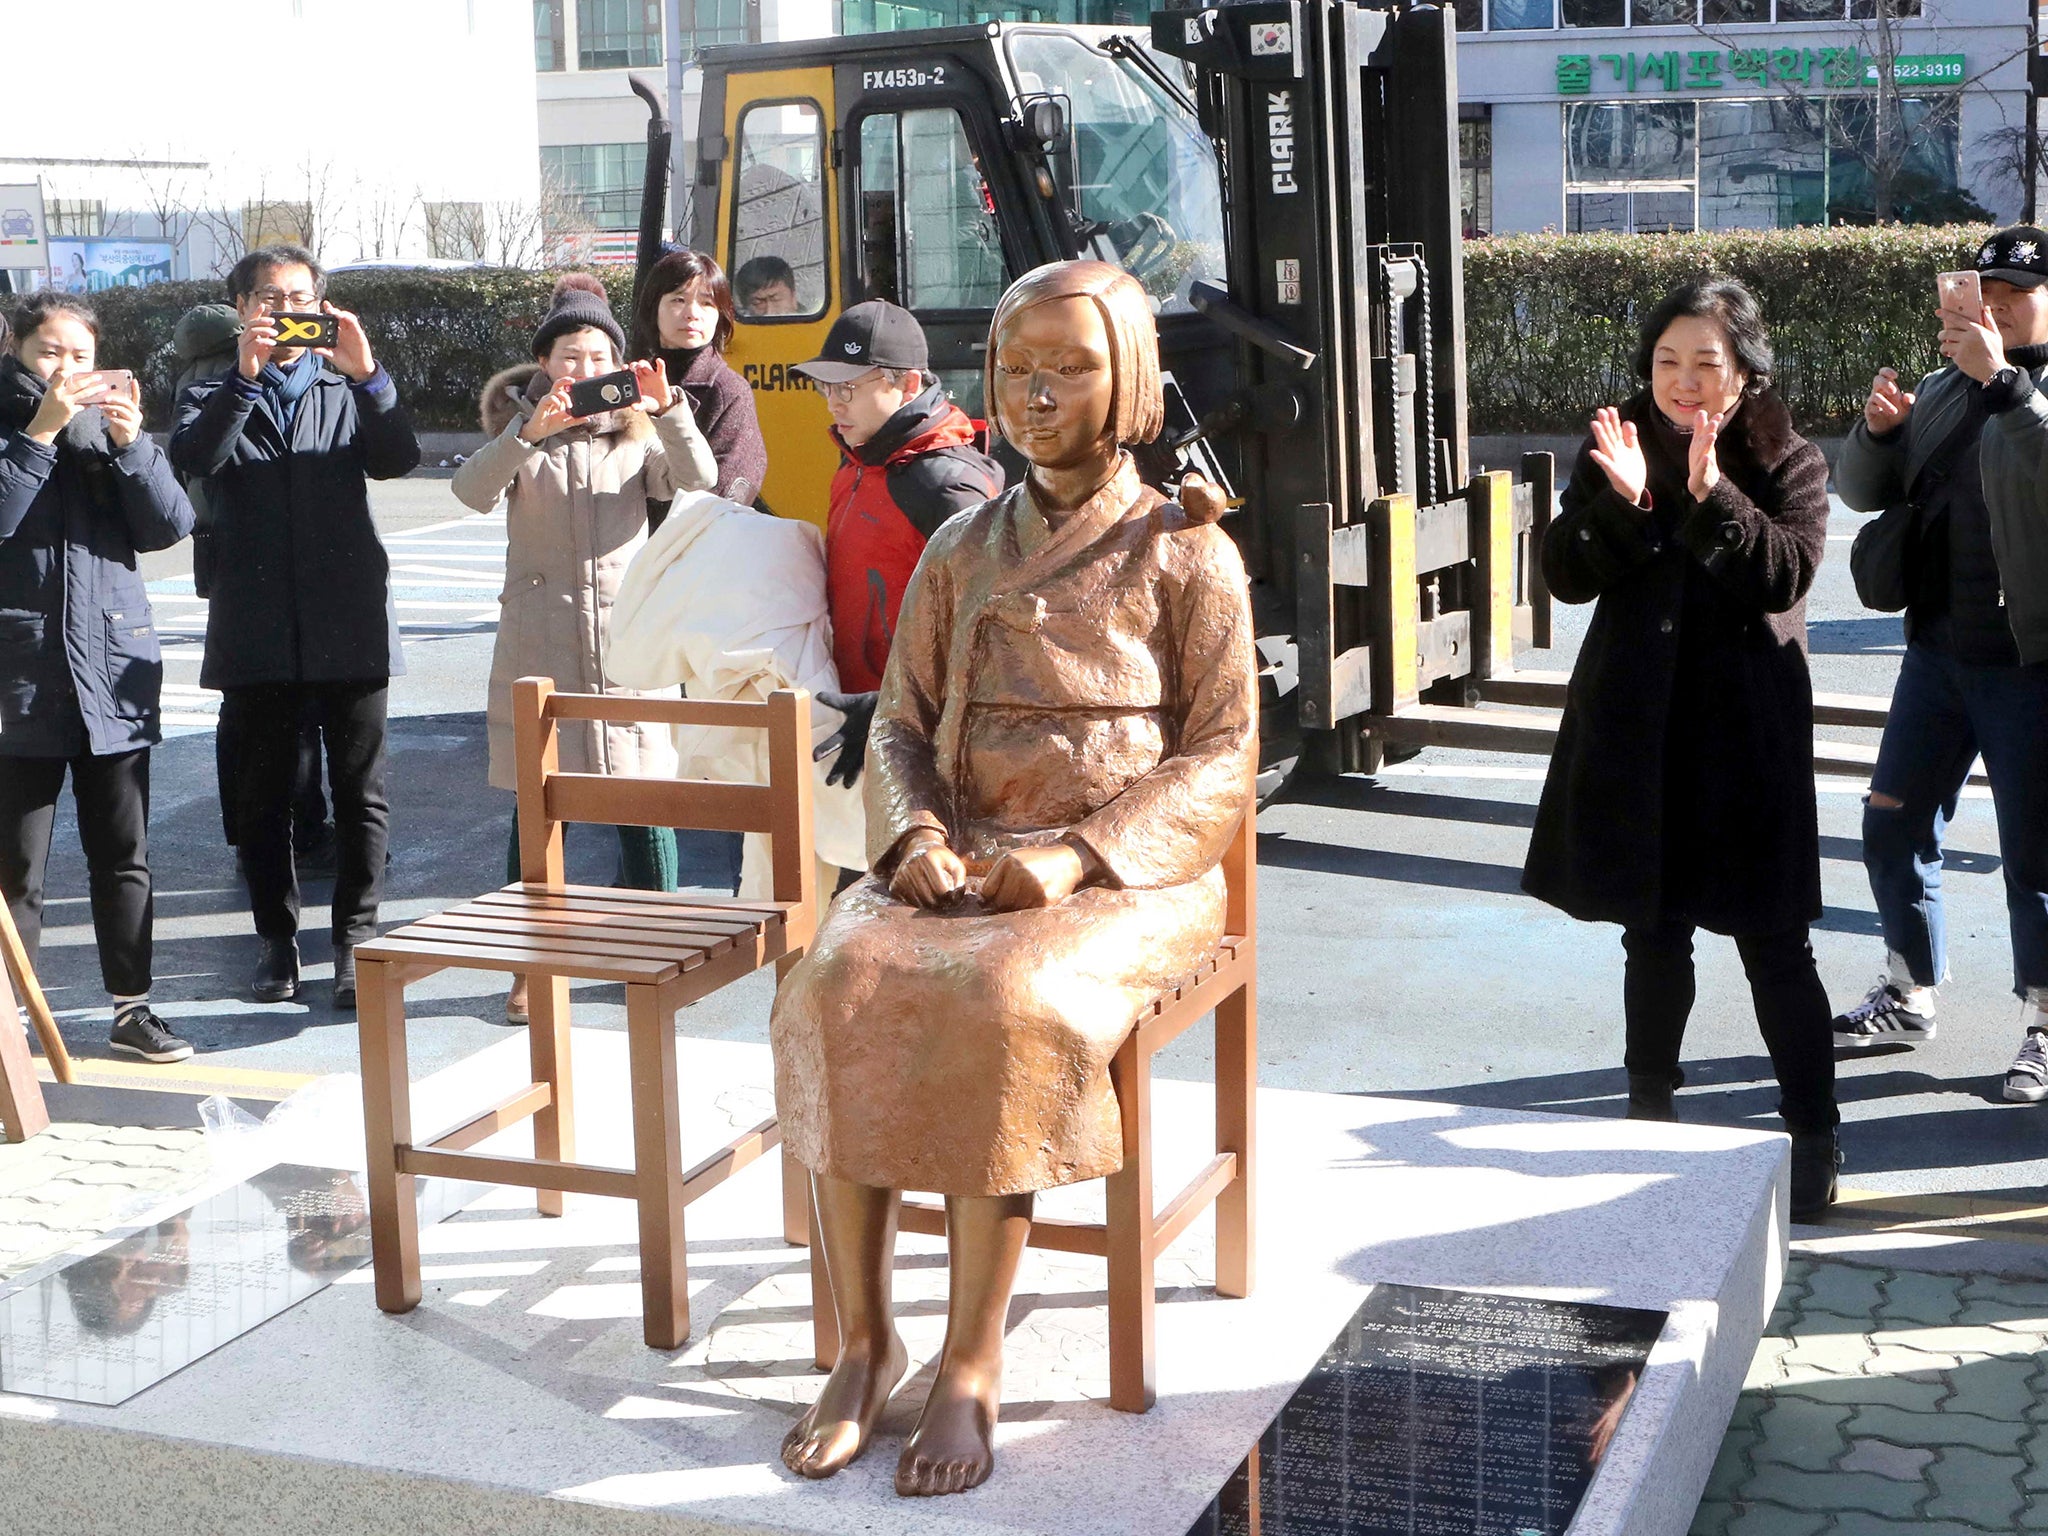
[687,25,1231,527]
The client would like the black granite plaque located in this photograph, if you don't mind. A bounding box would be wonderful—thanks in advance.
[1186,1283,1667,1536]
[0,1163,470,1406]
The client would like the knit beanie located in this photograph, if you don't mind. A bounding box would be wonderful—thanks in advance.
[532,272,626,360]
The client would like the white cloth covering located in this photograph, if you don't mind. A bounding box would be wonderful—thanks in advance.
[606,490,866,893]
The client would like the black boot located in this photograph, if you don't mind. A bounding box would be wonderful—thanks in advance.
[1789,1129,1841,1222]
[1625,1072,1678,1121]
[332,945,357,1009]
[253,937,300,1003]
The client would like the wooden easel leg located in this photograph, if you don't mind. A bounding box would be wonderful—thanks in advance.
[0,898,70,1084]
[357,958,421,1313]
[528,971,575,1218]
[0,961,49,1143]
[1105,1036,1156,1412]
[626,982,688,1350]
[1215,977,1256,1299]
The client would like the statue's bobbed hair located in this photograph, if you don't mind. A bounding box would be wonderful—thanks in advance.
[984,261,1164,448]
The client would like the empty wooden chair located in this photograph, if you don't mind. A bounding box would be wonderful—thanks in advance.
[356,678,815,1349]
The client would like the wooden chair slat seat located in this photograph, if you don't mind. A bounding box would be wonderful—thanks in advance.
[357,680,816,1351]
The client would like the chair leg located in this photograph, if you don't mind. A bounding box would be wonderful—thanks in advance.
[527,971,575,1218]
[781,1142,809,1247]
[1105,1035,1156,1412]
[807,1176,839,1371]
[357,957,421,1314]
[625,982,688,1350]
[1215,976,1256,1299]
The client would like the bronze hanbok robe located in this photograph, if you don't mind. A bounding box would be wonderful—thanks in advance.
[771,456,1256,1197]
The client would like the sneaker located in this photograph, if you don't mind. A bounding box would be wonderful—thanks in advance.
[1833,976,1937,1048]
[108,1007,193,1064]
[1789,1129,1842,1221]
[2003,1029,2048,1104]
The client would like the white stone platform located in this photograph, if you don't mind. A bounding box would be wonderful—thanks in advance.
[0,1032,1786,1536]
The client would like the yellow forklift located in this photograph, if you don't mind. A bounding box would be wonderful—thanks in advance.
[627,2,1894,789]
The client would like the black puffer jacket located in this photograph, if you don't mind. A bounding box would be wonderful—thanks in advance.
[1523,389,1831,936]
[0,356,195,756]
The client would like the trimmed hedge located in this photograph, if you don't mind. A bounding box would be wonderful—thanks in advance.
[40,226,1994,435]
[79,268,636,434]
[1463,225,1988,434]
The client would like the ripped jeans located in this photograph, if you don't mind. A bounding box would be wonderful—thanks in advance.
[1863,641,2048,1001]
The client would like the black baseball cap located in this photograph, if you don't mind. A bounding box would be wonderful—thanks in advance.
[1975,226,2048,289]
[794,300,929,383]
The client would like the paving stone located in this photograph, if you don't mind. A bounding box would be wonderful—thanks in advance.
[1720,1502,1831,1536]
[1877,1270,1967,1328]
[1864,1341,1965,1377]
[1687,1498,1739,1536]
[1838,1438,1937,1481]
[1776,1364,1947,1415]
[2020,1424,2048,1491]
[1940,1352,2044,1422]
[1744,1334,1798,1390]
[1800,1261,1889,1322]
[1753,1395,1858,1472]
[1847,1402,2028,1454]
[1742,1462,1923,1519]
[1951,1294,2048,1338]
[1962,1275,2048,1312]
[1872,1324,2038,1359]
[1702,1423,1765,1504]
[2024,1498,2048,1532]
[1829,1516,2012,1536]
[1779,1326,1880,1380]
[1924,1445,2028,1529]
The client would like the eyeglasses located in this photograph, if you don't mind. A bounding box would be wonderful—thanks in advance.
[818,370,881,404]
[253,287,320,309]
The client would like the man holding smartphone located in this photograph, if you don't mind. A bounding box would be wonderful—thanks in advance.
[1835,226,2048,1101]
[170,243,419,1008]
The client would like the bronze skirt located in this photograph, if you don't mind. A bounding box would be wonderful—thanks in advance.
[771,867,1225,1197]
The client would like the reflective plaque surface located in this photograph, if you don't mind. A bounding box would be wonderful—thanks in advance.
[0,1164,459,1406]
[1187,1283,1667,1536]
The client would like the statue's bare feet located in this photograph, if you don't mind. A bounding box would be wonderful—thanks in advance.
[895,1359,999,1496]
[781,1334,908,1479]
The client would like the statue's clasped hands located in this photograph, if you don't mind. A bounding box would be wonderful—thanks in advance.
[890,831,1090,911]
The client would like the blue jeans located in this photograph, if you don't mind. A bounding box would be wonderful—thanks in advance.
[1863,641,2048,1000]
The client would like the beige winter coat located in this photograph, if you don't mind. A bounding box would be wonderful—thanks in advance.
[452,363,717,790]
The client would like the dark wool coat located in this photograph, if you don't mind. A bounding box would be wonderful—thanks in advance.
[659,345,768,505]
[0,358,195,756]
[170,362,419,690]
[1522,389,1830,936]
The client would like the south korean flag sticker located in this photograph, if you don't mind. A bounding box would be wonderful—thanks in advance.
[1251,21,1292,55]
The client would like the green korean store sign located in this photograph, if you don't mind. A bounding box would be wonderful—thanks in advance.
[1554,46,1965,94]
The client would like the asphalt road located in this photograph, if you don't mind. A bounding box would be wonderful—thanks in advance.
[26,475,2047,1208]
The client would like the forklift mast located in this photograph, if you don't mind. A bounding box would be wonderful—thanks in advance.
[655,3,1551,786]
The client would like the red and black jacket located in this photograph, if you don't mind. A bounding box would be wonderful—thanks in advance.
[826,383,1004,691]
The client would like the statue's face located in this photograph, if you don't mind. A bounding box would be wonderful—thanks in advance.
[993,294,1115,472]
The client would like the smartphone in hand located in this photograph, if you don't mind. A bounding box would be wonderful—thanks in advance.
[1937,269,1983,318]
[83,369,137,405]
[271,312,339,348]
[567,369,641,418]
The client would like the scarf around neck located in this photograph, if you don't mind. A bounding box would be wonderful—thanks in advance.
[257,349,322,435]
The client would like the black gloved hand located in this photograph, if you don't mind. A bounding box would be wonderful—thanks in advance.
[813,690,879,789]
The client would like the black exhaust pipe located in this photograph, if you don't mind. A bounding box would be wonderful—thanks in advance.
[628,71,672,305]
